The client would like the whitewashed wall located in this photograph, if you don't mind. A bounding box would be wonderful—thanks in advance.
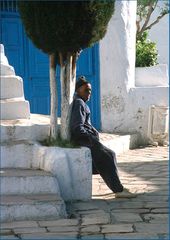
[148,1,169,66]
[100,0,169,144]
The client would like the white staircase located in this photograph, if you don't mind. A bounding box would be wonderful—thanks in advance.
[0,44,67,222]
[0,44,30,120]
[1,169,61,195]
[0,169,66,222]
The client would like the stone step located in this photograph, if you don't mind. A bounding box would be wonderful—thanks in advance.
[1,63,15,76]
[0,168,61,195]
[1,133,138,170]
[1,113,138,150]
[0,44,9,65]
[0,142,92,201]
[1,141,35,169]
[0,76,24,99]
[100,132,139,154]
[0,98,30,120]
[1,194,67,222]
[1,114,50,142]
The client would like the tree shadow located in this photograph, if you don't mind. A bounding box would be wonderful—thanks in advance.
[66,149,169,239]
[92,159,168,200]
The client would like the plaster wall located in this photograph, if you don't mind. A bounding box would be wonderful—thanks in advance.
[135,64,169,87]
[148,1,169,65]
[32,145,92,201]
[100,0,169,144]
[100,0,136,132]
[126,87,168,142]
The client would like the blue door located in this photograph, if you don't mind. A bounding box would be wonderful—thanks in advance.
[1,3,100,129]
[28,40,51,115]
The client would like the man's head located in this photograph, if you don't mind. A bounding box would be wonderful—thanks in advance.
[75,76,92,102]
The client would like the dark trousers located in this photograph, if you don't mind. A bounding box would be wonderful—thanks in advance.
[73,135,124,193]
[90,140,123,193]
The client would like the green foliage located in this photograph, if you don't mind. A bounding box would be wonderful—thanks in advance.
[136,31,158,67]
[137,0,156,18]
[137,0,169,18]
[136,1,169,66]
[18,1,115,57]
[40,137,79,148]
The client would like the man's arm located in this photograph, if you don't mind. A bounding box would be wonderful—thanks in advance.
[70,99,90,138]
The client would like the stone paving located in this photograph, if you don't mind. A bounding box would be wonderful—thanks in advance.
[0,146,169,240]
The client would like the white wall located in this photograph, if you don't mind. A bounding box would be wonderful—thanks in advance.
[100,0,169,144]
[135,64,169,87]
[100,0,136,131]
[148,1,169,65]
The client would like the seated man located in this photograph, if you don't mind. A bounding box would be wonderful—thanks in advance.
[70,76,136,198]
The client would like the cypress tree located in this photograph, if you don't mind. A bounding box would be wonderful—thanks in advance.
[18,0,115,140]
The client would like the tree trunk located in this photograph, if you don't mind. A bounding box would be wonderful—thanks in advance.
[60,52,77,140]
[49,53,58,140]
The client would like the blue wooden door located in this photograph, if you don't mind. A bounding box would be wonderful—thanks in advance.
[1,6,100,129]
[77,45,100,129]
[27,41,100,129]
[28,40,51,115]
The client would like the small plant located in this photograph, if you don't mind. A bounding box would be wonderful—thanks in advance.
[40,137,79,148]
[136,31,158,67]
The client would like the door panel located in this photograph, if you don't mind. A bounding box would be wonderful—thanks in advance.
[28,40,50,114]
[32,96,50,115]
[1,16,25,77]
[28,41,49,78]
[76,48,93,76]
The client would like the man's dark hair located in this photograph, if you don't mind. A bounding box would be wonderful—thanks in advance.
[75,76,89,91]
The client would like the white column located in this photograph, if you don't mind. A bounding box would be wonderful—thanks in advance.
[100,0,137,131]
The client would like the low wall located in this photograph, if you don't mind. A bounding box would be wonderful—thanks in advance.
[127,86,168,144]
[1,140,92,201]
[32,144,92,201]
[135,64,168,87]
[100,62,169,144]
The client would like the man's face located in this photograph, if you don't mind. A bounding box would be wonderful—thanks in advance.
[77,83,92,101]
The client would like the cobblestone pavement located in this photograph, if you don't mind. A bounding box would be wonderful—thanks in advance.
[0,146,169,240]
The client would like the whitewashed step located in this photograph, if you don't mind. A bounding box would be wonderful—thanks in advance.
[1,63,15,76]
[100,132,139,153]
[0,98,30,120]
[0,169,61,195]
[1,142,35,168]
[0,76,24,99]
[0,44,9,65]
[1,194,67,222]
[0,141,92,201]
[33,145,92,201]
[1,114,50,142]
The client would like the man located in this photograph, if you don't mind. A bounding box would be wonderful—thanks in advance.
[70,76,136,198]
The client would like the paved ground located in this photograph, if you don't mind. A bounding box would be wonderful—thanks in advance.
[0,146,169,240]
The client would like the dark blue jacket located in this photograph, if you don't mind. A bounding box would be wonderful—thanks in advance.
[70,95,99,147]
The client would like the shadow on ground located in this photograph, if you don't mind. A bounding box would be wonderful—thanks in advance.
[65,151,169,239]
